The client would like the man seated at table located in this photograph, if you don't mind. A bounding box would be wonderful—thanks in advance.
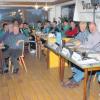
[75,22,90,44]
[2,25,28,73]
[63,22,100,88]
[50,21,60,34]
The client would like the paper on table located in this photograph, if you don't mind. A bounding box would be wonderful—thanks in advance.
[78,59,100,65]
[72,52,82,61]
[61,48,70,57]
[88,53,100,61]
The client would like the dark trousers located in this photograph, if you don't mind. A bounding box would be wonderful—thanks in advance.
[3,49,21,71]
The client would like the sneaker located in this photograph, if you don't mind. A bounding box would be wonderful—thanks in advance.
[63,78,80,88]
[2,69,8,74]
[13,68,19,74]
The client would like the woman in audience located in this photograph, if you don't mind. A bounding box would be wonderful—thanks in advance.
[23,22,30,37]
[65,21,78,37]
[62,20,71,37]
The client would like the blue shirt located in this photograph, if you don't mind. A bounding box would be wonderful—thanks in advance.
[4,32,28,50]
[75,30,90,44]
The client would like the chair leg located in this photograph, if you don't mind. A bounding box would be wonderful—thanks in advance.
[93,73,97,82]
[8,58,11,72]
[20,57,27,72]
[19,57,23,69]
[9,58,13,73]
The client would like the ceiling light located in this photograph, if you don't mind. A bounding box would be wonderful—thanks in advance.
[18,9,21,12]
[44,2,49,11]
[19,12,23,15]
[35,2,39,9]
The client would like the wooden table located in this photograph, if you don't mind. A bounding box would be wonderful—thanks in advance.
[46,44,100,100]
[35,33,47,60]
[60,55,100,100]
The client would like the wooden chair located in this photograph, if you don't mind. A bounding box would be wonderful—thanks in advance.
[8,40,27,73]
[9,40,37,73]
[19,40,27,72]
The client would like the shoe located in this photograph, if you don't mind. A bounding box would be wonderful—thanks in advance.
[68,76,74,80]
[13,68,19,74]
[63,79,80,88]
[68,82,79,88]
[63,79,74,87]
[2,69,8,74]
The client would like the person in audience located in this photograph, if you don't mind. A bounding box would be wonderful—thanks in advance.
[8,23,14,33]
[50,21,60,34]
[13,20,19,27]
[19,23,24,34]
[63,22,100,88]
[0,23,10,43]
[23,22,30,37]
[62,20,71,37]
[65,21,78,37]
[2,26,28,73]
[75,22,90,44]
[42,21,51,34]
[36,21,42,31]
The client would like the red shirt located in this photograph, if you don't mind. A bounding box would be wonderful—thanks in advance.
[65,27,78,37]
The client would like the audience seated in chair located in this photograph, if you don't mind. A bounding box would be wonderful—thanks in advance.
[2,25,28,74]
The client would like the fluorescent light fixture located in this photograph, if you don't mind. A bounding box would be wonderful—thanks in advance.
[44,2,49,11]
[18,9,21,12]
[35,2,39,9]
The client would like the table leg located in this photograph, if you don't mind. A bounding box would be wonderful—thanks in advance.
[83,69,88,100]
[38,42,41,60]
[59,57,65,82]
[46,49,49,69]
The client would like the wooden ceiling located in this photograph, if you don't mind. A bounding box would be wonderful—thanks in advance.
[0,0,72,6]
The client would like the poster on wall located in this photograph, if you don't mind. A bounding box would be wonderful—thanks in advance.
[74,0,100,31]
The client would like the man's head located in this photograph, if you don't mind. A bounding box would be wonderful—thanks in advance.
[89,22,97,33]
[13,26,20,35]
[70,21,76,29]
[3,23,8,32]
[19,23,24,28]
[8,23,14,33]
[23,22,28,28]
[79,22,87,32]
[63,20,69,26]
[52,21,57,28]
[13,20,19,27]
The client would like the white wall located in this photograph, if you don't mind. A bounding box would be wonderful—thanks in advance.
[48,0,76,22]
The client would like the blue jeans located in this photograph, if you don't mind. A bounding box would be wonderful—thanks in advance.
[71,64,84,83]
[96,71,100,82]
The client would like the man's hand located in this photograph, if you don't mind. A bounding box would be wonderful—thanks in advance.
[16,40,24,46]
[0,42,4,47]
